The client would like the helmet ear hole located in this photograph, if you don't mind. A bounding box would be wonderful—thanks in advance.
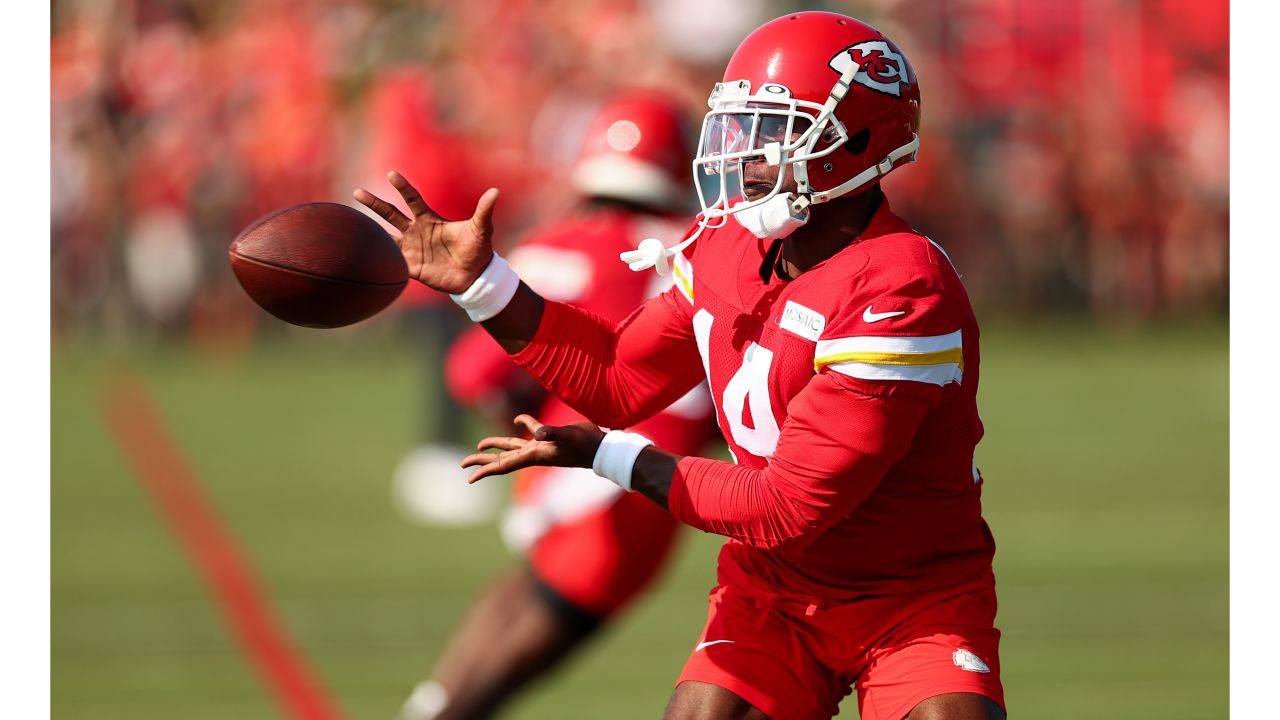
[844,128,871,156]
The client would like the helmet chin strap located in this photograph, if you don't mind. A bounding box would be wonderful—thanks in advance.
[619,188,815,277]
[620,215,715,276]
[810,134,920,204]
[801,52,919,206]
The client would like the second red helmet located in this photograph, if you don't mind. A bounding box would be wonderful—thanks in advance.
[572,90,694,211]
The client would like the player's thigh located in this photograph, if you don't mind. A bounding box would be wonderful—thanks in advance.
[664,681,771,720]
[904,692,1005,720]
[856,584,1005,720]
[676,584,844,720]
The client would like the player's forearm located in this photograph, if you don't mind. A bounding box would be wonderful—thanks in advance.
[665,376,930,547]
[597,440,827,548]
[508,300,640,428]
[578,433,851,547]
[628,446,682,508]
[666,457,820,548]
[478,282,545,355]
[510,300,697,429]
[458,257,702,429]
[447,253,546,355]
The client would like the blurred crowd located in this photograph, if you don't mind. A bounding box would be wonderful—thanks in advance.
[51,0,1228,347]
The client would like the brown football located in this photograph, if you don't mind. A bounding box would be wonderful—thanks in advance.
[229,203,409,328]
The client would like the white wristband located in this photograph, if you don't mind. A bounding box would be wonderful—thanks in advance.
[450,253,520,322]
[591,430,654,491]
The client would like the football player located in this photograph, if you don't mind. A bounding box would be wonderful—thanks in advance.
[398,92,717,720]
[361,12,1005,720]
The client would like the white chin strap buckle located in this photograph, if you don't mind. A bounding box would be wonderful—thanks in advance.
[620,220,711,276]
[733,193,811,240]
[620,237,672,275]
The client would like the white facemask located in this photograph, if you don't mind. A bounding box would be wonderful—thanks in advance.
[732,192,810,240]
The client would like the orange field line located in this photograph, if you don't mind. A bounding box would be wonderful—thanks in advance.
[100,370,344,720]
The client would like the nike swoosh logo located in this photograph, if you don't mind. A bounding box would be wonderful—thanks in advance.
[863,306,906,323]
[695,640,735,652]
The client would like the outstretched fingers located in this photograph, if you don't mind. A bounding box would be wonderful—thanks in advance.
[353,189,411,233]
[460,449,500,481]
[459,416,557,483]
[387,171,443,221]
[476,436,527,452]
[460,447,531,484]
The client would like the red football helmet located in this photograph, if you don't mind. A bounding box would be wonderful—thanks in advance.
[693,11,921,220]
[571,90,694,210]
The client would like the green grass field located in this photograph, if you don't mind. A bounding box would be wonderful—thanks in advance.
[51,318,1228,719]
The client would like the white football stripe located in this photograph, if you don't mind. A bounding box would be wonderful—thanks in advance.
[815,329,962,359]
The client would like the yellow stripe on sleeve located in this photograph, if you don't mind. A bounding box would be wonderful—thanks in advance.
[814,346,963,371]
[671,255,694,303]
[812,330,964,385]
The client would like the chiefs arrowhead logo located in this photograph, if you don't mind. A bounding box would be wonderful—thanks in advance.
[829,40,910,97]
[952,648,992,673]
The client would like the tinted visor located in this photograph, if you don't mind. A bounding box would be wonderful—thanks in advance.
[696,111,813,174]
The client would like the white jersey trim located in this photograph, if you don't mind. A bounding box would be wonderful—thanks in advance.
[814,330,963,386]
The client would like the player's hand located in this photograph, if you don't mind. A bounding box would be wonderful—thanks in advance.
[354,171,500,294]
[460,415,605,484]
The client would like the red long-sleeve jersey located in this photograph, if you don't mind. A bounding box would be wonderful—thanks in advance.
[512,198,995,600]
[446,208,714,446]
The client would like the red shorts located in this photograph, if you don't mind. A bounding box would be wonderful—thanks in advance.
[508,466,681,619]
[677,564,1004,720]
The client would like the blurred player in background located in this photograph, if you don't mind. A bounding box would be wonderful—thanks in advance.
[398,91,717,720]
[363,11,1005,720]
